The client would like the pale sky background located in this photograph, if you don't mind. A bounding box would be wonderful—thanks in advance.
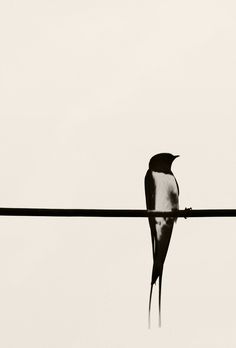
[1,0,236,347]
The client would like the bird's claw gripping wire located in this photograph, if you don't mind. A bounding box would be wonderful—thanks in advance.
[184,207,192,219]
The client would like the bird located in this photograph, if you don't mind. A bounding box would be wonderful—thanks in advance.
[144,153,179,327]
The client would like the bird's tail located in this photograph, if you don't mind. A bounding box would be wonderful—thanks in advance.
[148,267,163,328]
[148,283,154,329]
[148,273,163,328]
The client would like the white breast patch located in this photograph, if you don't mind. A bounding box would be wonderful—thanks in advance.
[151,172,179,239]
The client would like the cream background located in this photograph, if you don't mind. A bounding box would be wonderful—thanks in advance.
[1,0,236,346]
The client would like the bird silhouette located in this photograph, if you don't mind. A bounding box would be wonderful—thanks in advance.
[145,153,179,327]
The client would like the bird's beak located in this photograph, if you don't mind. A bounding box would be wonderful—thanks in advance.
[174,155,180,159]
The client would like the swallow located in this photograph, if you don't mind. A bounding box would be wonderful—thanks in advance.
[145,153,179,327]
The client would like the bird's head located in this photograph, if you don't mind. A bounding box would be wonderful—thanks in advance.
[149,153,179,173]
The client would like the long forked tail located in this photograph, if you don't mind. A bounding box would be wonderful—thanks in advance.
[148,269,163,328]
[148,273,163,328]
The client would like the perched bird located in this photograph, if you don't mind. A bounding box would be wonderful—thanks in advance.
[145,153,179,327]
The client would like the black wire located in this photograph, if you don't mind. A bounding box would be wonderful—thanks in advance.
[0,207,235,218]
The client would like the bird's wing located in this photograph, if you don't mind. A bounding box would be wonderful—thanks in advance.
[144,169,155,210]
[145,170,156,253]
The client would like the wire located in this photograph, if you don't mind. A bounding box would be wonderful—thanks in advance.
[0,207,235,218]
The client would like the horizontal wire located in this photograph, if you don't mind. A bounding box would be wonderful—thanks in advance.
[0,207,235,218]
